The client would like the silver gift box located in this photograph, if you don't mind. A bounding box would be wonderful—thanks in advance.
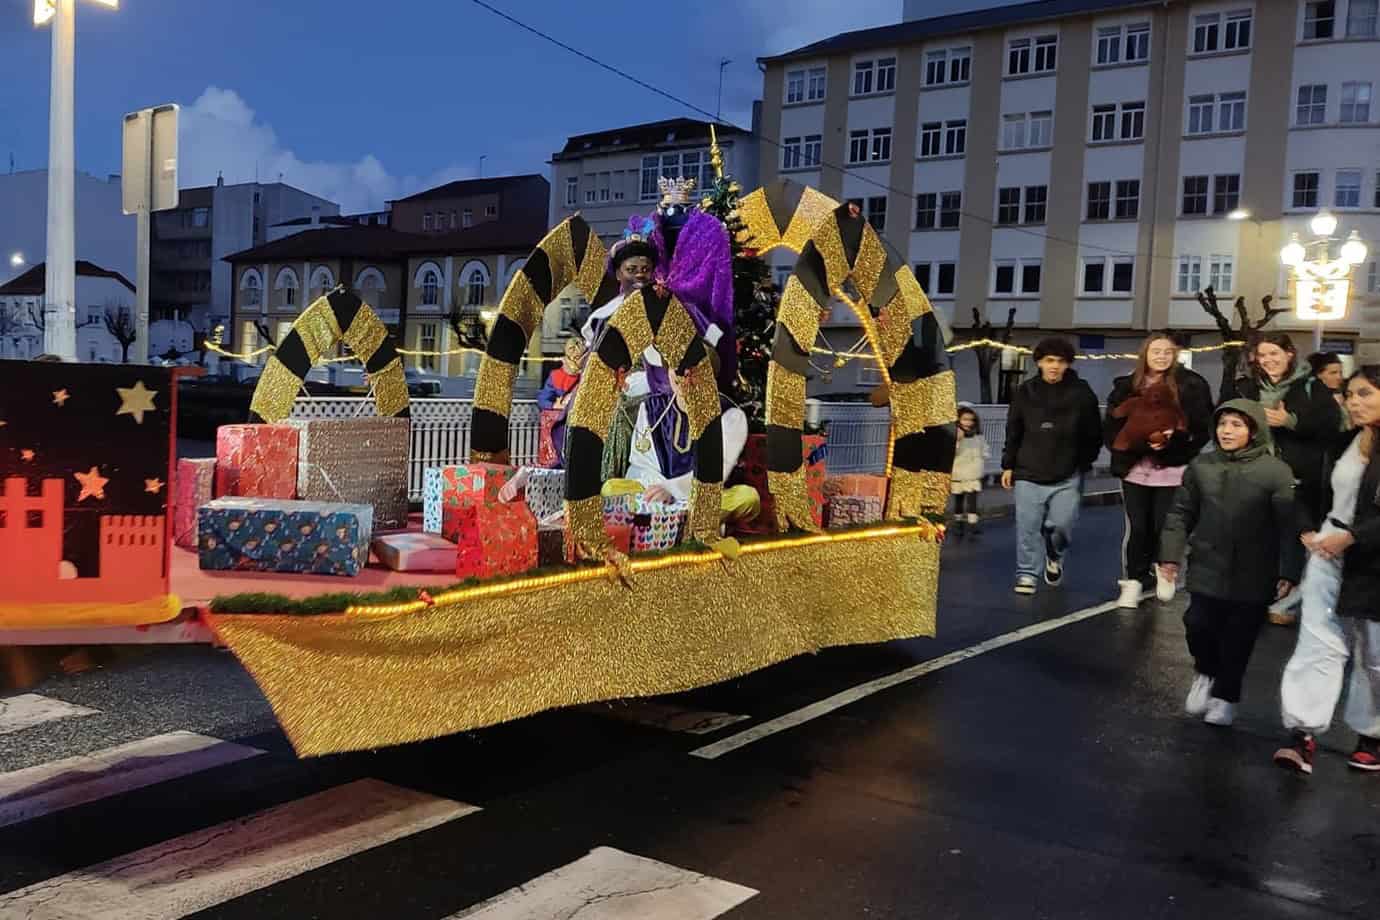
[286,417,410,531]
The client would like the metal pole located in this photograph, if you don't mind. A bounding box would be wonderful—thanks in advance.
[131,113,153,364]
[1314,320,1323,353]
[717,58,731,121]
[43,0,76,359]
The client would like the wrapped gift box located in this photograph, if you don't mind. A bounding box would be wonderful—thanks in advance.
[631,498,686,552]
[824,473,888,501]
[523,468,566,523]
[215,424,299,499]
[538,522,567,567]
[562,520,633,563]
[446,501,538,580]
[825,495,884,529]
[372,532,458,573]
[423,463,516,534]
[288,418,409,531]
[602,492,639,529]
[538,408,563,469]
[736,433,827,533]
[198,498,372,576]
[174,457,216,549]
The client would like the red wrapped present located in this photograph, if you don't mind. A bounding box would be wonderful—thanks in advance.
[824,473,889,501]
[446,501,538,580]
[538,409,563,469]
[735,432,827,534]
[423,463,516,534]
[174,457,216,549]
[215,424,299,499]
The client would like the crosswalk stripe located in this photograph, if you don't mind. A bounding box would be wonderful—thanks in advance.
[0,693,99,736]
[446,846,757,919]
[0,779,479,918]
[583,700,750,735]
[0,731,265,829]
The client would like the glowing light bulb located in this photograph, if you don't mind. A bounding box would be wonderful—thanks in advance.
[1280,235,1305,268]
[1340,231,1368,266]
[1309,211,1338,237]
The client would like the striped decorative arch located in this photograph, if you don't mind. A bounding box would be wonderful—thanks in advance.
[248,287,410,423]
[737,181,956,530]
[470,216,618,463]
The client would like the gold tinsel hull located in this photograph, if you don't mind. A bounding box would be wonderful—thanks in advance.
[206,529,940,756]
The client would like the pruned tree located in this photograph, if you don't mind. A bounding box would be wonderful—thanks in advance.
[960,306,1018,404]
[26,302,45,332]
[1195,286,1287,401]
[447,306,488,353]
[104,302,138,363]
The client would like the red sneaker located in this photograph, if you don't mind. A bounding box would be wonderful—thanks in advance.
[1273,732,1316,775]
[1347,736,1380,772]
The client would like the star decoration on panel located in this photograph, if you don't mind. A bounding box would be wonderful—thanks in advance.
[52,389,70,407]
[74,466,109,502]
[21,449,35,462]
[144,478,164,494]
[116,381,158,424]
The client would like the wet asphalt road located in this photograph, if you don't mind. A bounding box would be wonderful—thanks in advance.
[1,506,1377,918]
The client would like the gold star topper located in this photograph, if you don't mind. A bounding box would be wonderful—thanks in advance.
[116,380,158,424]
[74,466,109,502]
[20,449,35,462]
[52,389,70,406]
[144,478,164,494]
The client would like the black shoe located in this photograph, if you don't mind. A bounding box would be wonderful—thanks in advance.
[1042,529,1064,586]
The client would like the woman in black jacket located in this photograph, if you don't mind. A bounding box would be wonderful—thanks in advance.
[1104,334,1214,607]
[1235,333,1342,623]
[1273,366,1380,775]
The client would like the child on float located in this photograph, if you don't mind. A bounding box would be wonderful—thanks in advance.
[950,403,988,538]
[1158,399,1301,727]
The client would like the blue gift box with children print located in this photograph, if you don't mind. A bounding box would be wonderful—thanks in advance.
[198,497,374,577]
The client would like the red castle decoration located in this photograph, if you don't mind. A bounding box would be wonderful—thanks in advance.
[0,476,166,604]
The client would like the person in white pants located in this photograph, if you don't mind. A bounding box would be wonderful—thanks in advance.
[1273,368,1380,775]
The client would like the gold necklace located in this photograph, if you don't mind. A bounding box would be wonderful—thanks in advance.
[634,397,681,454]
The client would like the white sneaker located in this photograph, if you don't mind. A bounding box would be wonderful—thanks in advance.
[1184,674,1214,716]
[1204,698,1235,726]
[1155,565,1176,603]
[1013,574,1038,595]
[1116,579,1143,609]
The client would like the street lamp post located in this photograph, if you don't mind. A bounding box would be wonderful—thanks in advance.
[34,0,118,360]
[1280,211,1368,352]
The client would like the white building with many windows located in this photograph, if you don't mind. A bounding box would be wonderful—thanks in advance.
[760,0,1380,399]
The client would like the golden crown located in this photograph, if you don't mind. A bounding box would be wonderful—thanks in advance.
[658,175,697,207]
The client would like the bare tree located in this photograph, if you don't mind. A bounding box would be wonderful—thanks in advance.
[447,306,488,354]
[104,302,138,363]
[1195,286,1287,401]
[26,302,45,333]
[959,306,1018,404]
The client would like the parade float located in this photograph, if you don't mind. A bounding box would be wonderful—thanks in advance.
[0,159,957,756]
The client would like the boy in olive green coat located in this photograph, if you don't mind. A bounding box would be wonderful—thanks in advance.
[1159,399,1302,727]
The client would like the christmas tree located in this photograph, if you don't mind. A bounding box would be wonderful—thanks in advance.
[698,134,777,430]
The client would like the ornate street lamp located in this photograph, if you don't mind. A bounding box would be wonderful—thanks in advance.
[1280,210,1368,351]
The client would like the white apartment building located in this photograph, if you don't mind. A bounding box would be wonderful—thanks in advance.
[761,0,1380,399]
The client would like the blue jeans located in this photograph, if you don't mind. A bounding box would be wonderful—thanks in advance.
[1014,474,1083,579]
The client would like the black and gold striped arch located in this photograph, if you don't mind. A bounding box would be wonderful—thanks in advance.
[470,216,619,464]
[249,286,409,423]
[564,284,723,560]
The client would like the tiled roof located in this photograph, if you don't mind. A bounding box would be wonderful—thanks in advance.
[555,118,750,159]
[760,0,1161,63]
[391,174,548,204]
[223,226,430,263]
[0,261,136,296]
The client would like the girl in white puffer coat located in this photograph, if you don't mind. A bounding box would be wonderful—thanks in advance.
[951,404,990,537]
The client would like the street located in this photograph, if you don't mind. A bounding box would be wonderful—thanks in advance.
[1,506,1377,919]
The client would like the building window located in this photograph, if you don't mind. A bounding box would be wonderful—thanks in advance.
[1115,179,1140,219]
[1087,181,1111,220]
[1193,13,1220,52]
[1187,95,1215,134]
[915,193,937,229]
[191,207,209,228]
[1126,22,1150,61]
[997,187,1021,225]
[462,209,473,228]
[1112,258,1135,293]
[1297,84,1327,125]
[242,273,261,307]
[848,130,864,163]
[853,61,873,95]
[925,46,971,85]
[1376,170,1380,207]
[877,57,896,93]
[1024,185,1048,224]
[1034,35,1058,71]
[1349,0,1378,36]
[1176,255,1202,293]
[849,128,891,163]
[1023,261,1043,294]
[1091,104,1116,141]
[993,261,1017,293]
[866,196,887,231]
[1213,174,1241,214]
[914,261,957,296]
[1292,171,1321,208]
[423,212,434,231]
[1096,25,1122,64]
[944,120,966,155]
[418,322,438,372]
[939,191,962,229]
[853,58,895,95]
[1008,34,1057,75]
[1007,37,1031,74]
[1120,101,1145,139]
[1304,1,1336,40]
[1002,113,1027,149]
[485,204,498,217]
[1340,82,1372,123]
[421,269,439,306]
[1029,111,1053,147]
[1082,258,1106,294]
[919,122,942,158]
[466,269,485,306]
[1336,169,1362,207]
[641,156,659,199]
[1002,111,1053,149]
[1207,254,1234,293]
[808,67,826,100]
[787,69,805,104]
[1224,10,1252,48]
[782,137,803,170]
[803,135,822,167]
[565,177,578,207]
[1219,92,1246,130]
[1182,175,1209,214]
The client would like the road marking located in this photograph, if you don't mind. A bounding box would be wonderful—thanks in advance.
[0,693,99,736]
[0,731,264,829]
[582,700,750,735]
[692,600,1120,759]
[447,846,757,919]
[0,779,478,918]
